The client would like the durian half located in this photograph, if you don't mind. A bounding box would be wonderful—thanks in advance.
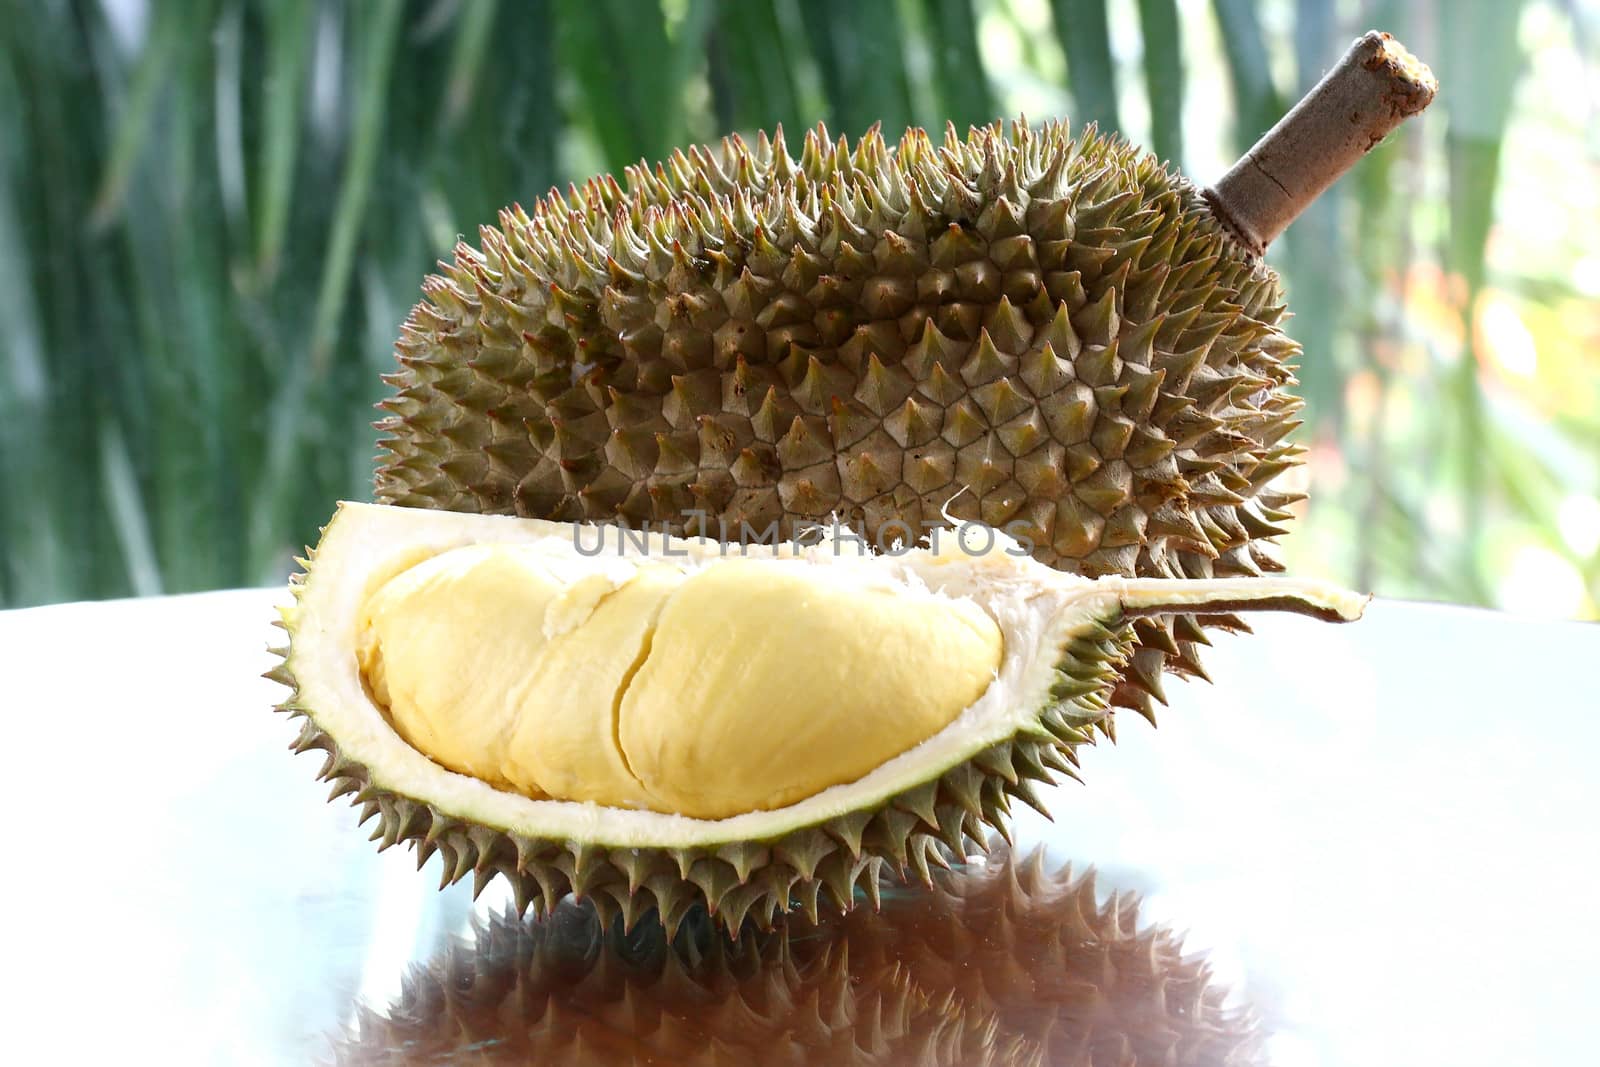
[271,502,1363,931]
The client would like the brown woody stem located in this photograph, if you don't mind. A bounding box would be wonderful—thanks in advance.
[1203,31,1437,257]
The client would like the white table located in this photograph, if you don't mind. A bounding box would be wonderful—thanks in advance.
[4,589,1595,1065]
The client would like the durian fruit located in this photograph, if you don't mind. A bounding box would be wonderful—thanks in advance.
[337,843,1261,1066]
[271,501,1364,931]
[372,117,1305,727]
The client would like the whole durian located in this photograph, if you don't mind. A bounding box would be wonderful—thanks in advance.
[372,27,1434,723]
[375,118,1294,725]
[336,844,1263,1066]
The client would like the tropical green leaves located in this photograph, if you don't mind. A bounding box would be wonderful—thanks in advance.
[0,0,1593,617]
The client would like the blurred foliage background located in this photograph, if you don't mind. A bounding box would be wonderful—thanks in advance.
[1,0,1596,618]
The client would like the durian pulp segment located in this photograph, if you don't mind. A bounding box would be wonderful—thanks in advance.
[355,545,560,790]
[356,547,1004,819]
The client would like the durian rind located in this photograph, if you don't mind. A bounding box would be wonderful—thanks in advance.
[272,502,1362,932]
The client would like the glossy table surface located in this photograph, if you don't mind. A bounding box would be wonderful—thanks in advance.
[4,588,1595,1065]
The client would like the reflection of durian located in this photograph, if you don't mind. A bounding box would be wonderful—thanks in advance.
[373,119,1310,728]
[272,502,1362,930]
[336,845,1261,1066]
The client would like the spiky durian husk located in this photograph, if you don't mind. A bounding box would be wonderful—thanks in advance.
[270,569,1132,936]
[336,844,1261,1066]
[372,118,1302,726]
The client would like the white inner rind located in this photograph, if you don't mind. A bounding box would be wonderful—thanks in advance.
[281,502,1366,848]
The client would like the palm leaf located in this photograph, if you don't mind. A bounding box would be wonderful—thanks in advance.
[801,0,916,136]
[1050,0,1121,135]
[1136,0,1183,168]
[919,0,995,130]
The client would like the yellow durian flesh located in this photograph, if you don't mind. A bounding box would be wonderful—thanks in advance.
[355,545,563,790]
[502,565,683,811]
[355,546,1004,819]
[621,559,1003,818]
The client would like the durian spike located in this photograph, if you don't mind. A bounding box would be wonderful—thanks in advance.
[1203,30,1436,256]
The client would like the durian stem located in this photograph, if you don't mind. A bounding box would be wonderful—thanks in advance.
[1203,31,1436,257]
[1097,576,1370,624]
